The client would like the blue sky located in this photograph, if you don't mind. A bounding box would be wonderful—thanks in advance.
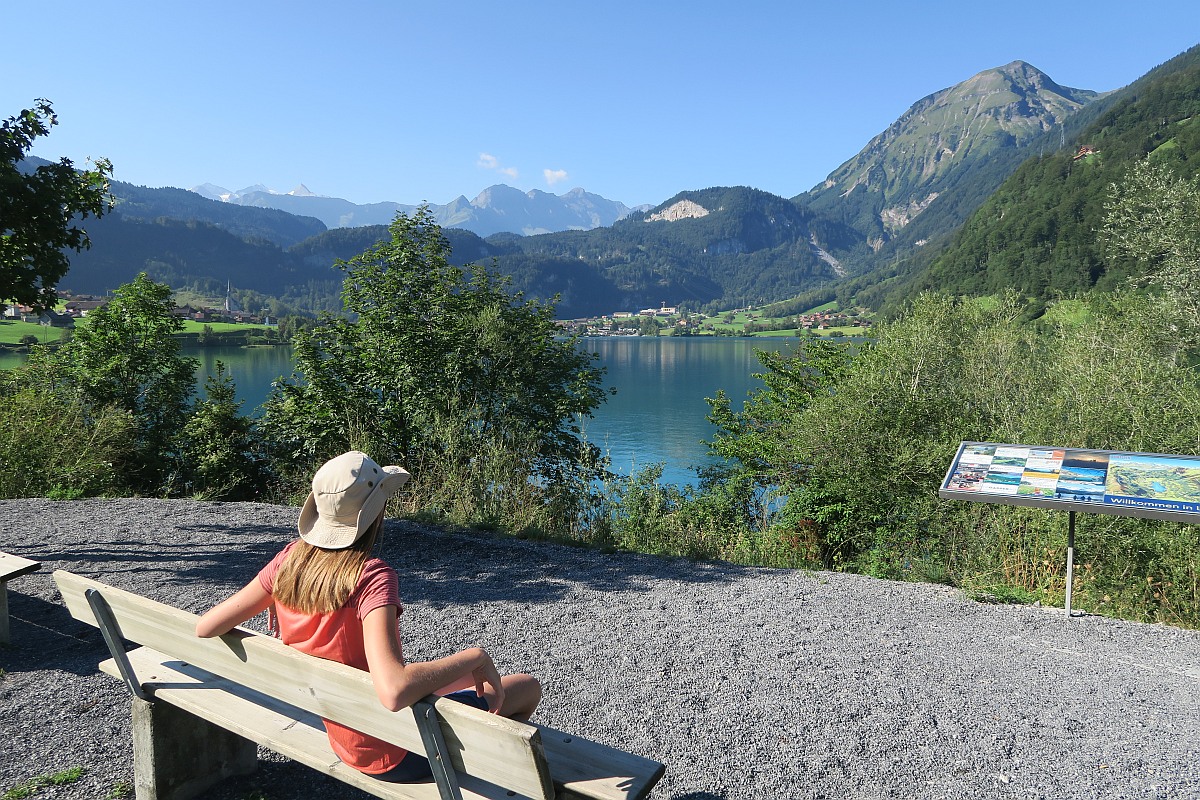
[6,1,1200,208]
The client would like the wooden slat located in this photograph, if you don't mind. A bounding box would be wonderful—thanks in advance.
[100,649,530,800]
[0,550,40,581]
[55,570,554,800]
[537,726,665,800]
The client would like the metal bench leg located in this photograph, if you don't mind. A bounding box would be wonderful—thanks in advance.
[413,699,463,800]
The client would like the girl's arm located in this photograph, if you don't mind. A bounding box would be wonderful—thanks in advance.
[195,580,273,638]
[362,604,505,714]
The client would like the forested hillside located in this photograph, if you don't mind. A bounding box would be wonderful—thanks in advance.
[111,181,326,247]
[275,186,854,318]
[491,187,855,314]
[858,45,1200,314]
[49,167,344,312]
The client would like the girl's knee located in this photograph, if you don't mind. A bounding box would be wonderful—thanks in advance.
[503,673,542,718]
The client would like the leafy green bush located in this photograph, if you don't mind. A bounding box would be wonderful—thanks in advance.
[0,381,134,499]
[27,274,197,493]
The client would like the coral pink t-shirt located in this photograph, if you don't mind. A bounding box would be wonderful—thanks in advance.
[257,541,409,774]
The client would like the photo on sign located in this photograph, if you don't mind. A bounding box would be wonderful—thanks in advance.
[1017,448,1064,498]
[946,464,989,492]
[1055,451,1109,503]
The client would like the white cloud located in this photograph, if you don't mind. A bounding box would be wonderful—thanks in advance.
[479,153,519,179]
[544,168,568,186]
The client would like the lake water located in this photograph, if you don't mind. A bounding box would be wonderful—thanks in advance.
[1,337,803,486]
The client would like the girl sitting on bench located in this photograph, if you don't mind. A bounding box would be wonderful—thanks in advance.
[196,450,541,782]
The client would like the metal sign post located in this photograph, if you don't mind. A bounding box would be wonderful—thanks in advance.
[1064,511,1075,616]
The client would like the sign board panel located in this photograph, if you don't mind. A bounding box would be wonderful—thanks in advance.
[939,442,1200,524]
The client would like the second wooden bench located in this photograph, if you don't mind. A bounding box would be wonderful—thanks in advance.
[0,550,41,645]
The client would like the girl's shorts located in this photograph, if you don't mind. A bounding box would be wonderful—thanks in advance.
[372,690,490,783]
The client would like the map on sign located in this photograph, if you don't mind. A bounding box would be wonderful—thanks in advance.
[940,442,1200,519]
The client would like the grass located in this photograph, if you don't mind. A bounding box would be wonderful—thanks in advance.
[178,320,271,334]
[696,303,871,337]
[0,320,64,346]
[0,317,271,347]
[2,767,88,800]
[1041,298,1092,325]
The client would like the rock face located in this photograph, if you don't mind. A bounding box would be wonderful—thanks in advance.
[801,61,1098,239]
[646,199,710,222]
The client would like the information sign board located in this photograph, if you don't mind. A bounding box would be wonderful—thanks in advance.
[940,441,1200,616]
[939,442,1200,524]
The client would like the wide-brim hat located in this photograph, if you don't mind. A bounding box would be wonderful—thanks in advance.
[298,451,411,549]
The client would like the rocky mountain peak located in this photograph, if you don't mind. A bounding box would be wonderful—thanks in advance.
[801,60,1099,239]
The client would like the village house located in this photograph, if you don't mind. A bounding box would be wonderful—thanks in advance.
[62,299,107,317]
[2,304,33,320]
[639,304,678,317]
[38,310,74,328]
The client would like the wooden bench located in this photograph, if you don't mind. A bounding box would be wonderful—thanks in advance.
[0,550,41,644]
[54,570,663,800]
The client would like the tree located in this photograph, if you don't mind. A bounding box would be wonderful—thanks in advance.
[260,208,610,532]
[1102,158,1200,339]
[181,361,267,500]
[43,273,198,491]
[702,334,854,553]
[1,100,112,310]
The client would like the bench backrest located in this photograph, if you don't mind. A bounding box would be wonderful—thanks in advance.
[54,570,555,800]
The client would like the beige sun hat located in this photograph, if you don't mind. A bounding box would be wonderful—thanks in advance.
[297,451,411,549]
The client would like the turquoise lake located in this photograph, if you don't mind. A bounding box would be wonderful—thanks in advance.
[2,336,804,486]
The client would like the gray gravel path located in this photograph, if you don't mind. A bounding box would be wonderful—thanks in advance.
[1,498,1198,800]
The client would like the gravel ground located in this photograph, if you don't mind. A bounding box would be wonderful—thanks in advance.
[1,497,1198,800]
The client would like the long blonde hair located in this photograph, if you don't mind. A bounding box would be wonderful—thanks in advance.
[273,515,383,614]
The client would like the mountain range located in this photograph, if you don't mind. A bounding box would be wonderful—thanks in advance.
[190,182,647,237]
[43,44,1200,319]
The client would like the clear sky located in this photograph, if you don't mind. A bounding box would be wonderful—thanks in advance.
[6,1,1199,208]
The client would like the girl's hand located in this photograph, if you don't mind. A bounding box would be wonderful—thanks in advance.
[473,650,505,715]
